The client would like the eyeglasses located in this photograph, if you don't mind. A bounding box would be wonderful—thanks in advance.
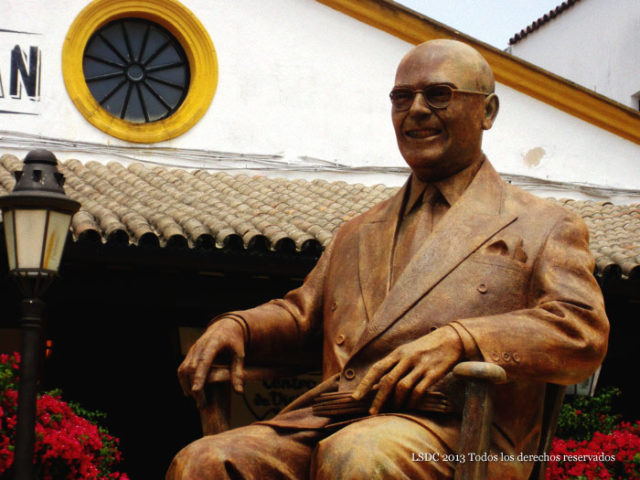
[389,84,489,111]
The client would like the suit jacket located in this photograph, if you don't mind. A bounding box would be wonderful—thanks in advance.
[228,158,609,478]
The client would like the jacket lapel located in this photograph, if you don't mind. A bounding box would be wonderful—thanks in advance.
[358,184,406,321]
[349,159,518,359]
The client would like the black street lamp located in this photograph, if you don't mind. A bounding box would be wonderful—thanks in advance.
[0,149,80,480]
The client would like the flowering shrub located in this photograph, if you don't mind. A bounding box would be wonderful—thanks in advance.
[547,388,640,480]
[0,352,129,479]
[556,387,622,441]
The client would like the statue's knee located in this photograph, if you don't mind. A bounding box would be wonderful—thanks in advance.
[313,428,378,478]
[166,437,230,480]
[312,417,451,480]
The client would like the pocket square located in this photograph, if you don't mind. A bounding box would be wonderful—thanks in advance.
[484,239,509,257]
[484,234,527,263]
[512,239,528,263]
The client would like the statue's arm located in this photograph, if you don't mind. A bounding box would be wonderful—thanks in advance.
[227,235,335,363]
[178,236,335,402]
[227,238,334,364]
[454,211,609,385]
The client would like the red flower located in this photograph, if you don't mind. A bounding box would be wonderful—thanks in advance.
[0,352,129,479]
[547,421,640,480]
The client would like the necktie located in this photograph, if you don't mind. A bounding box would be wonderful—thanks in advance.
[391,185,441,285]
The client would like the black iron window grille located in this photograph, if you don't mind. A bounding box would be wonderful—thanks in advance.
[83,18,191,123]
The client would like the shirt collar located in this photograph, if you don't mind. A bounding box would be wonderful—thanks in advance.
[404,156,485,216]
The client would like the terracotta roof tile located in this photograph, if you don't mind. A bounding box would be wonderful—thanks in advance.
[509,0,582,45]
[0,154,638,281]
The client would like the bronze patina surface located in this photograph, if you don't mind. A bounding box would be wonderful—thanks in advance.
[167,40,609,480]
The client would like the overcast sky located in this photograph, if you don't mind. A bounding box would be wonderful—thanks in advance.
[395,0,564,49]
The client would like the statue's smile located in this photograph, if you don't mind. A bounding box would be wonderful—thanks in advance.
[405,127,442,140]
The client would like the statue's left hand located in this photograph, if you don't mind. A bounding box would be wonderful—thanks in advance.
[352,326,463,414]
[178,317,246,408]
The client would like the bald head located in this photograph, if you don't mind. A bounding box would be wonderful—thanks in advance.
[391,39,499,181]
[397,39,495,94]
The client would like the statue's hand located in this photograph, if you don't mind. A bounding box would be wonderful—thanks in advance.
[352,326,463,414]
[178,317,246,407]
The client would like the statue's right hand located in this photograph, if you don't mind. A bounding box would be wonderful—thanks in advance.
[178,317,246,406]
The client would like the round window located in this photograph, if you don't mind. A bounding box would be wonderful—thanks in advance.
[62,0,217,143]
[83,18,190,124]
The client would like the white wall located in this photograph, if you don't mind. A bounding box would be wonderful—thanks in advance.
[1,0,639,203]
[0,0,409,184]
[486,83,640,203]
[509,0,640,109]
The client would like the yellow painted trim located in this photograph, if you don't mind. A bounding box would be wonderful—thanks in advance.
[62,0,217,143]
[317,0,640,145]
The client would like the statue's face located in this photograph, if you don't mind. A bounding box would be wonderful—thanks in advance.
[391,42,497,181]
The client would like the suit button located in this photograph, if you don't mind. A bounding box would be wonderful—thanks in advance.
[491,352,501,362]
[502,352,511,362]
[344,368,356,380]
[331,302,338,312]
[477,283,488,294]
[336,334,345,345]
[512,352,521,363]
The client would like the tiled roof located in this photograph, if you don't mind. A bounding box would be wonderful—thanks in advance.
[509,0,582,45]
[0,154,394,255]
[0,154,638,281]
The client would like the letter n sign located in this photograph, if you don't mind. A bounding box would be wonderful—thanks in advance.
[10,46,41,99]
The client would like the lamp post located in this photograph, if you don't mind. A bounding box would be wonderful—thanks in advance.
[0,149,80,480]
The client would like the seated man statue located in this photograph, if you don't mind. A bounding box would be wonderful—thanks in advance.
[167,39,608,480]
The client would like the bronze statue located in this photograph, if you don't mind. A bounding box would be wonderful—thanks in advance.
[167,39,609,480]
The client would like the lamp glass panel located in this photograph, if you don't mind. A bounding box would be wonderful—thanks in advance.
[3,210,17,270]
[14,209,47,270]
[42,210,72,272]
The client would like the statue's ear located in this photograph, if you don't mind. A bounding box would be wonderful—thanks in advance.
[482,94,499,130]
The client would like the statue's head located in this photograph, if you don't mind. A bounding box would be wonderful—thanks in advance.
[391,39,499,181]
